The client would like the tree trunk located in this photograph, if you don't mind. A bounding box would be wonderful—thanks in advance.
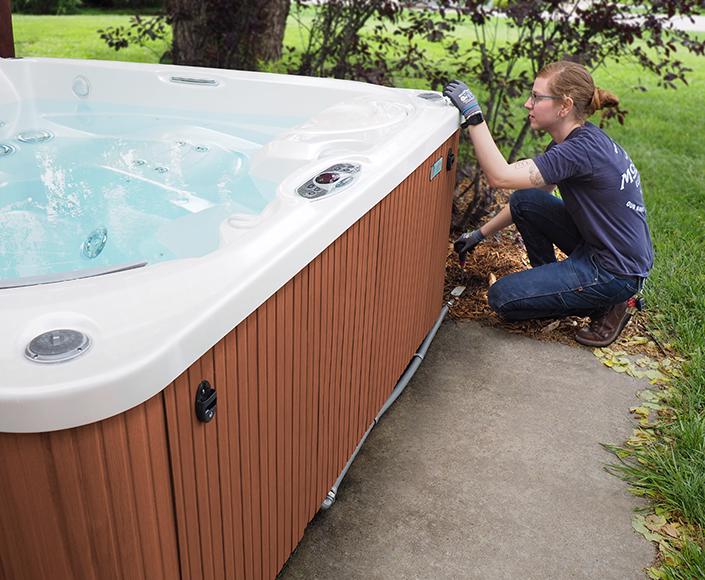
[257,0,289,62]
[167,0,290,70]
[0,0,15,58]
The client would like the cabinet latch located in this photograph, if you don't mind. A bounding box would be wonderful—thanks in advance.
[195,380,217,423]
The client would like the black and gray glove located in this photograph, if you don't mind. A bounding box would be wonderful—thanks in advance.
[453,229,485,266]
[443,80,482,126]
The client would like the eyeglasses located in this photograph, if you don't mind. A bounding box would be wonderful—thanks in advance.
[528,91,563,105]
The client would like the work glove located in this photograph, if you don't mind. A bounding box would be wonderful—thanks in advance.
[443,80,482,126]
[454,229,485,266]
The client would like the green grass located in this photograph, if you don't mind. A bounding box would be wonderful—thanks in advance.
[597,53,705,567]
[9,10,705,575]
[13,14,170,62]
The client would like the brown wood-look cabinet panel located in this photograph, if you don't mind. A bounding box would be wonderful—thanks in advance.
[0,130,458,580]
[161,131,458,580]
[0,394,180,580]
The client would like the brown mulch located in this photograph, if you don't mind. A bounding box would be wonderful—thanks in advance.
[443,189,667,359]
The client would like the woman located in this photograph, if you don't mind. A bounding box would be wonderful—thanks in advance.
[443,61,653,347]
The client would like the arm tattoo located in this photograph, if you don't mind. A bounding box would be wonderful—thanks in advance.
[529,163,546,187]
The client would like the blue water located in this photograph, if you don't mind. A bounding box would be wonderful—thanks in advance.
[0,100,303,282]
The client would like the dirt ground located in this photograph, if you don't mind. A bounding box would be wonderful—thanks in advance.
[443,190,666,359]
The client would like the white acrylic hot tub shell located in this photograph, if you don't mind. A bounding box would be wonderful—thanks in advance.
[0,58,459,432]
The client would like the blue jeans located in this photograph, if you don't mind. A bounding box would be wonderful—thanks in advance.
[487,189,641,321]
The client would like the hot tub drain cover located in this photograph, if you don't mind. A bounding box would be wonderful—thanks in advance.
[25,329,91,363]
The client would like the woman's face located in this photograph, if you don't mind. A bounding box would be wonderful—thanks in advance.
[524,75,565,131]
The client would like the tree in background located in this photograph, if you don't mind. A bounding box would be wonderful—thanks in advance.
[101,0,290,69]
[167,0,290,69]
[289,0,402,84]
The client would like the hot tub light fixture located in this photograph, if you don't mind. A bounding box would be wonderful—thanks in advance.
[25,329,91,363]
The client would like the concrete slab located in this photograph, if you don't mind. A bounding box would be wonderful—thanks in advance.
[278,320,655,579]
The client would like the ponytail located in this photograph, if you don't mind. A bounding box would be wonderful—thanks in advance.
[589,87,619,115]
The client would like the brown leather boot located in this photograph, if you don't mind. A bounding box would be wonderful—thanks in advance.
[575,301,631,347]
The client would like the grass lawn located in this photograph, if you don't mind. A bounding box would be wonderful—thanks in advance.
[9,9,705,575]
[12,14,170,62]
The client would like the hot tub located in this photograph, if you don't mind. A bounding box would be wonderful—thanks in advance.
[0,57,459,579]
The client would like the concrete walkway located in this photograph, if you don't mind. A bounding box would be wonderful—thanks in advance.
[279,321,654,579]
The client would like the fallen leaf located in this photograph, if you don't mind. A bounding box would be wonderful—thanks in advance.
[644,514,667,531]
[645,369,668,382]
[632,515,662,542]
[541,320,560,333]
[630,406,650,419]
[661,524,680,538]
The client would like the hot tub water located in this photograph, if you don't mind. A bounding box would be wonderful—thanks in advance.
[0,100,302,283]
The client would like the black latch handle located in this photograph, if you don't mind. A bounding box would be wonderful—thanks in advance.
[195,380,217,423]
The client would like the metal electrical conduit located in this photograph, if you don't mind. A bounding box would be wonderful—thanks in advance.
[320,287,465,510]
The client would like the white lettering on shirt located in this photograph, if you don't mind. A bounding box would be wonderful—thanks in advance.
[626,200,646,214]
[620,162,641,191]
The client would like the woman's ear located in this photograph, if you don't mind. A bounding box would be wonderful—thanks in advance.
[559,96,574,118]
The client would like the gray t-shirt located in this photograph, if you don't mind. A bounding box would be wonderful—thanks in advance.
[533,122,653,278]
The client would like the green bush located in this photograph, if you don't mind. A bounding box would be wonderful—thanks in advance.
[13,0,82,14]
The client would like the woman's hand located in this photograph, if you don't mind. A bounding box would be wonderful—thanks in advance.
[453,229,485,266]
[443,80,482,125]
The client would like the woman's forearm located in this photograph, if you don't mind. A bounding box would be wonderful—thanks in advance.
[479,205,513,238]
[466,122,510,187]
[466,123,547,190]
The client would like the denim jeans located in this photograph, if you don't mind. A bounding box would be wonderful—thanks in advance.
[487,188,641,321]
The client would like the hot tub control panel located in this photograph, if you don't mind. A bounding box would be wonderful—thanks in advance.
[297,162,361,200]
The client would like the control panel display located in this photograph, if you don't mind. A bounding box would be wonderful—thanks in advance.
[297,162,361,200]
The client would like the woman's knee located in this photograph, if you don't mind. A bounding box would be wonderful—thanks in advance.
[509,188,549,219]
[488,280,512,319]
